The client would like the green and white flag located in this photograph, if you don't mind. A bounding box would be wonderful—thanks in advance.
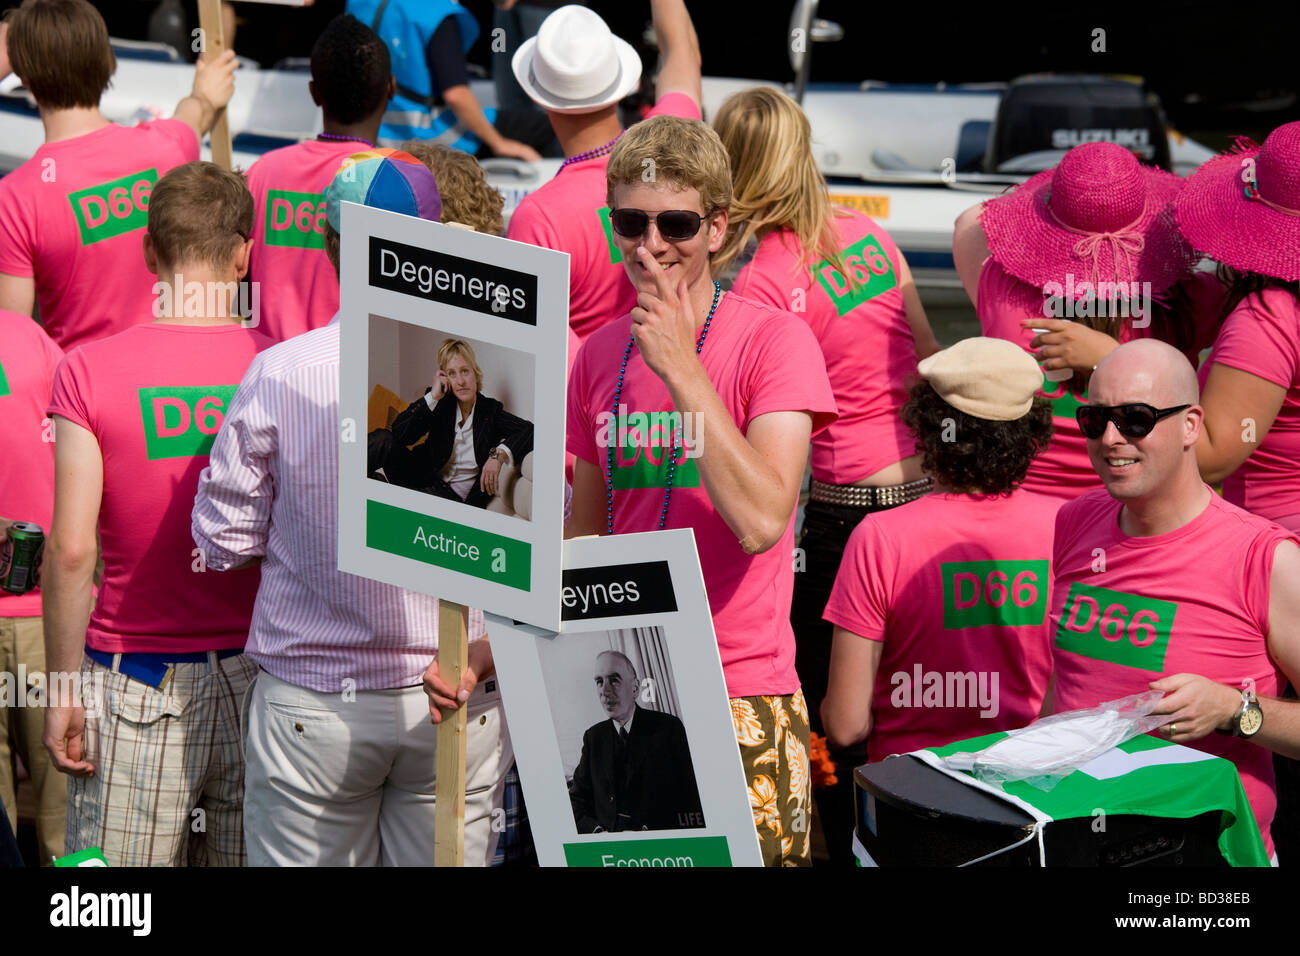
[900,732,1268,867]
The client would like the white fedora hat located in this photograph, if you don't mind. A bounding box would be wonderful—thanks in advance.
[511,5,642,115]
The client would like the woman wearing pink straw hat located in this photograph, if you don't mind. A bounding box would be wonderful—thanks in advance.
[953,142,1216,501]
[1177,121,1300,534]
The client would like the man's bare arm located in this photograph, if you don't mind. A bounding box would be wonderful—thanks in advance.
[0,272,36,317]
[822,626,885,751]
[651,0,702,109]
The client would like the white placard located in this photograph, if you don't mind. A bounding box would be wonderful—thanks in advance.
[489,531,762,867]
[338,200,570,629]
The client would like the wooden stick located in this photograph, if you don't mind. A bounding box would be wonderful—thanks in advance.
[196,0,233,170]
[434,601,469,866]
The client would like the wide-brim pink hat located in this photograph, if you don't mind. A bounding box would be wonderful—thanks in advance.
[982,142,1196,293]
[1174,121,1300,282]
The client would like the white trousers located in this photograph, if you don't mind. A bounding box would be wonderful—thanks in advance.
[242,669,512,866]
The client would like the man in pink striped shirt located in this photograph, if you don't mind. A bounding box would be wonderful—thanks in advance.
[191,152,510,866]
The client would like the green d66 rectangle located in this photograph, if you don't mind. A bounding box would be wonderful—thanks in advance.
[264,189,327,249]
[563,836,732,867]
[941,559,1049,628]
[68,168,157,246]
[1054,581,1177,673]
[137,384,239,461]
[813,234,898,316]
[366,499,531,590]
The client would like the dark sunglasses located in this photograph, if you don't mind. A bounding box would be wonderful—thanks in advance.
[609,208,712,241]
[1075,403,1191,440]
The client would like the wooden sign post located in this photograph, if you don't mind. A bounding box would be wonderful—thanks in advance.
[434,600,469,866]
[196,0,232,170]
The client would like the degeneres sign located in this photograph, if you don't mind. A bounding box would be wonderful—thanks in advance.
[369,236,538,326]
[337,201,570,630]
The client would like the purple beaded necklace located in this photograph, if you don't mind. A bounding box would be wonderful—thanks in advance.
[316,132,375,148]
[562,130,624,169]
[605,280,721,534]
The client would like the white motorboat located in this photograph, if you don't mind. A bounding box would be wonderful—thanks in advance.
[0,34,1216,295]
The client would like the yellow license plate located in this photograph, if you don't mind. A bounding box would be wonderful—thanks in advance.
[829,193,890,219]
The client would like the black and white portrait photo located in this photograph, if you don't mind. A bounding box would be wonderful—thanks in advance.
[542,628,705,834]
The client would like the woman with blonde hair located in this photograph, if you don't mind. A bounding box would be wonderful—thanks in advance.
[369,337,533,507]
[713,86,939,865]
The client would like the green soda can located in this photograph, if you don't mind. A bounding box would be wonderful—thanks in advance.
[0,522,44,595]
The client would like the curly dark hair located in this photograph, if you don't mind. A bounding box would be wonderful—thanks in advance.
[310,14,391,125]
[901,380,1054,495]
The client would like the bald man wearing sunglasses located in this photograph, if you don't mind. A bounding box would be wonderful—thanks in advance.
[1048,338,1300,860]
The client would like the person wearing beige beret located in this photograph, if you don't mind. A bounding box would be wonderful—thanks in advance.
[820,338,1059,858]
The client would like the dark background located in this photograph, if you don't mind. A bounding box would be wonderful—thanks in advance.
[72,0,1300,148]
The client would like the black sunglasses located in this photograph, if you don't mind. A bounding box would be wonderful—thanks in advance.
[609,208,712,241]
[1075,403,1191,440]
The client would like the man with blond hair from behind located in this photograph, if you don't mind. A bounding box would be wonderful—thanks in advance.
[0,0,237,351]
[43,162,272,866]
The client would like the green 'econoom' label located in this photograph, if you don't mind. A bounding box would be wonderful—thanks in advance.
[137,385,239,460]
[365,499,531,590]
[812,234,898,316]
[53,847,108,867]
[0,357,10,397]
[67,168,157,245]
[1054,581,1178,672]
[597,206,624,265]
[563,836,732,867]
[941,559,1050,628]
[263,189,327,249]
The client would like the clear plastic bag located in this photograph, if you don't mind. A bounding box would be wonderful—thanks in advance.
[942,691,1173,791]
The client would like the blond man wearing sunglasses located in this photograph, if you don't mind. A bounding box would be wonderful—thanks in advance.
[1049,338,1300,862]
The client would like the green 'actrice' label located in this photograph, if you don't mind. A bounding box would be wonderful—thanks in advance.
[263,188,327,249]
[365,499,531,590]
[137,385,239,461]
[940,559,1050,628]
[1054,581,1178,672]
[812,234,898,316]
[563,836,732,867]
[0,357,10,397]
[67,168,157,245]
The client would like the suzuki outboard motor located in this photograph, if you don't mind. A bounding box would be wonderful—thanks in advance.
[983,75,1173,174]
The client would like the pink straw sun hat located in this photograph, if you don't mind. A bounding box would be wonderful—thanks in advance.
[981,141,1196,293]
[1174,120,1300,282]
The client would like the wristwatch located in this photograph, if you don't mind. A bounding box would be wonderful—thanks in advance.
[1221,685,1264,738]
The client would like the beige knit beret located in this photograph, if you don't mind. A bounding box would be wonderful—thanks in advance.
[917,337,1044,421]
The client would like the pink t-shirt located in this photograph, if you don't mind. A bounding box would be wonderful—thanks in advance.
[1204,288,1300,531]
[48,322,273,652]
[0,120,199,352]
[506,93,702,342]
[246,139,359,342]
[732,209,915,484]
[0,312,64,617]
[978,261,1220,501]
[823,489,1059,761]
[567,292,837,697]
[1051,488,1294,856]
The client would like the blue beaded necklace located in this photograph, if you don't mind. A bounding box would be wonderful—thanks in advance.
[606,281,721,534]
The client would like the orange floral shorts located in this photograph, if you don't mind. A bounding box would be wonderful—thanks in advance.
[730,690,812,867]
